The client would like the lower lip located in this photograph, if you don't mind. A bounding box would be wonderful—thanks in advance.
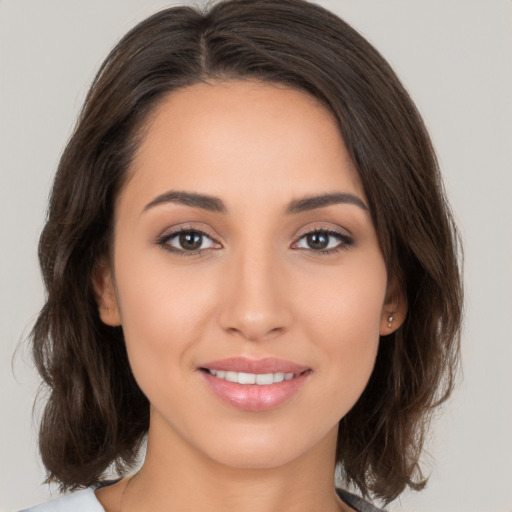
[201,371,310,412]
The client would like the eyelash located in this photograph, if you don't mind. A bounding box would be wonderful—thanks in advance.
[156,227,353,256]
[157,227,216,256]
[293,228,354,255]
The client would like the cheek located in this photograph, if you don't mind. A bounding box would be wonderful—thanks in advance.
[112,248,219,380]
[296,255,387,405]
[298,252,387,339]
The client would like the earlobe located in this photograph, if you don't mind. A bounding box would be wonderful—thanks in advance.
[379,277,407,336]
[91,259,122,326]
[379,310,403,336]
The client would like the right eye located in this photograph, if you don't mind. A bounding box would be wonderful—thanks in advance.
[157,229,218,255]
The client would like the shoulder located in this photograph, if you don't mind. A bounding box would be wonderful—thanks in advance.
[18,488,105,512]
[20,486,381,512]
[336,488,387,512]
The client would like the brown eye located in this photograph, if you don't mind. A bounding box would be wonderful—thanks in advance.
[305,232,329,250]
[159,229,216,253]
[179,232,204,250]
[294,229,353,252]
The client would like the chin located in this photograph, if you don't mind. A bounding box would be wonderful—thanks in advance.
[206,443,302,470]
[196,421,338,471]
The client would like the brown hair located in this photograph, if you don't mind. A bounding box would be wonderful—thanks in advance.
[31,0,462,504]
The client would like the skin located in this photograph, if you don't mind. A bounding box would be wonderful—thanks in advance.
[94,80,405,512]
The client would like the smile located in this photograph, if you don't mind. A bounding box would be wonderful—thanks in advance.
[199,357,311,411]
[206,369,296,385]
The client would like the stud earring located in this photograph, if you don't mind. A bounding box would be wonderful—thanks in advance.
[387,314,394,328]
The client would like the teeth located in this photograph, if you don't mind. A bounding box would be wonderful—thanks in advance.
[226,371,238,383]
[238,372,256,384]
[207,369,296,385]
[256,373,274,385]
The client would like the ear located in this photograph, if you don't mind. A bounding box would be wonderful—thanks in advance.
[91,259,122,326]
[379,275,407,336]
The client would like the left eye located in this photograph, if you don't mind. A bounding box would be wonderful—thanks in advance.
[295,230,349,251]
[160,230,215,252]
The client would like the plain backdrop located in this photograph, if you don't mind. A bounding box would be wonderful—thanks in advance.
[1,1,511,511]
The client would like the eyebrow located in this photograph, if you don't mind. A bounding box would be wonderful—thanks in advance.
[285,192,368,214]
[143,191,227,214]
[142,190,368,215]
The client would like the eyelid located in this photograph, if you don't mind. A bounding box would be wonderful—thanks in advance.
[294,223,352,238]
[157,221,222,242]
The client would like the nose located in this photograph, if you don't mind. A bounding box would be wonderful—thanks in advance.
[218,247,293,342]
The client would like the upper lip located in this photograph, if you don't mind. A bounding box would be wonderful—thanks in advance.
[199,357,310,374]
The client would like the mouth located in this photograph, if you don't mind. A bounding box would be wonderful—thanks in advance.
[198,357,312,411]
[200,368,307,385]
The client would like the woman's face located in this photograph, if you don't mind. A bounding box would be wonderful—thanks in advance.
[97,81,397,470]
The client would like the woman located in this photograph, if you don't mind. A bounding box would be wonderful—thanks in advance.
[22,0,462,511]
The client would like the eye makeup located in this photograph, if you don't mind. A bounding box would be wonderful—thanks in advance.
[156,224,354,257]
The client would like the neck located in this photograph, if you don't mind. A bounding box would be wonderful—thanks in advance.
[109,413,347,512]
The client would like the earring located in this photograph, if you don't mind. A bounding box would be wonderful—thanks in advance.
[387,314,394,328]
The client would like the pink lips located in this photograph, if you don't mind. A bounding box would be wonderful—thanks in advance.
[199,357,311,412]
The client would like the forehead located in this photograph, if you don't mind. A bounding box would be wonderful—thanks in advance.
[122,80,365,212]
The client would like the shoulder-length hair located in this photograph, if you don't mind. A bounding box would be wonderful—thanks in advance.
[32,0,462,504]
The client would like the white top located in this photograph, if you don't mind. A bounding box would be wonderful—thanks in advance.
[19,488,105,512]
[19,487,384,512]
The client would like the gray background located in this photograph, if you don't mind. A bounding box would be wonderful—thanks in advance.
[1,1,511,511]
